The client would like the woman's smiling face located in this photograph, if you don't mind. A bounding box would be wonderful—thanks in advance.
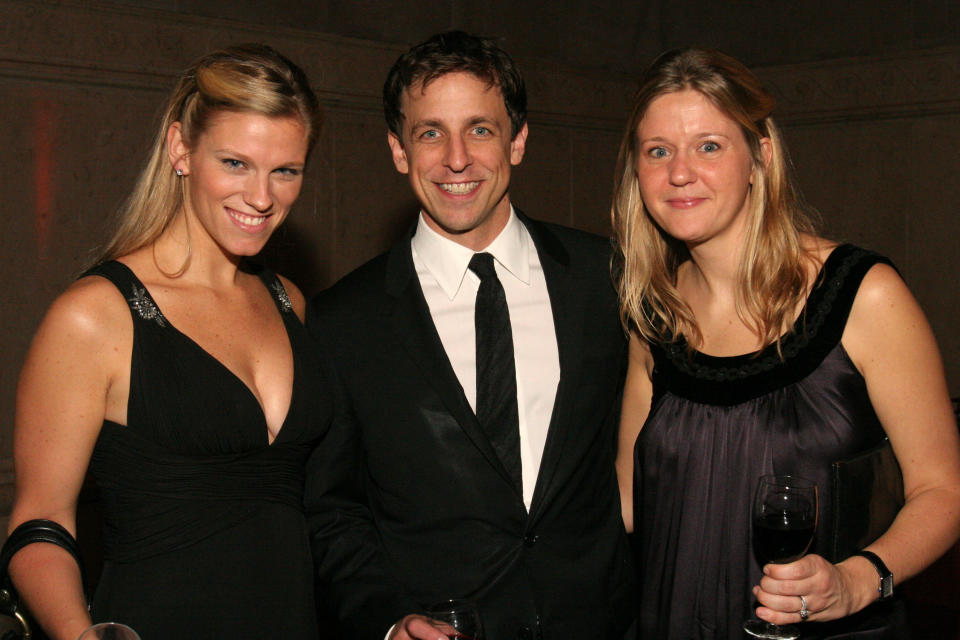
[635,89,766,249]
[171,110,308,258]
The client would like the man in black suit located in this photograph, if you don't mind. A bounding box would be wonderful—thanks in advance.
[306,31,635,640]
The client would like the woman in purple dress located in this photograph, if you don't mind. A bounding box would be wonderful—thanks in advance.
[613,48,960,639]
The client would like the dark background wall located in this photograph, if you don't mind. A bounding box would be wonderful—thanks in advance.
[1,0,958,547]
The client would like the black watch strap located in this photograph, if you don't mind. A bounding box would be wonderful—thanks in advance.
[851,550,893,600]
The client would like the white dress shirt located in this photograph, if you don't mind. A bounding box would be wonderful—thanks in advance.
[411,207,560,510]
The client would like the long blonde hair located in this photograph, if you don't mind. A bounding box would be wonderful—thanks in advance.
[91,43,321,266]
[611,48,818,353]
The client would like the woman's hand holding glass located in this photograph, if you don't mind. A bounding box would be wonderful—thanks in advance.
[744,475,817,640]
[754,548,879,625]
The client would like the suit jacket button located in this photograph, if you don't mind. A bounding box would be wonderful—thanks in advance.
[523,534,539,547]
[518,627,533,640]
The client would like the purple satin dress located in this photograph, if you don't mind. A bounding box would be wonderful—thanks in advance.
[634,245,910,639]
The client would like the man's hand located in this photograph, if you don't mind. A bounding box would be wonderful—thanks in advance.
[388,614,454,640]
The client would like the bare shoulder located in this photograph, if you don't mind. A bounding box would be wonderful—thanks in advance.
[38,275,132,346]
[277,273,306,321]
[798,235,907,311]
[16,274,133,440]
[839,258,959,506]
[843,259,929,375]
[13,275,134,530]
[849,262,913,317]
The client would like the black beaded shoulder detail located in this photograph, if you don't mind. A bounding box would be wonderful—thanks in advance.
[81,261,167,327]
[269,280,294,314]
[244,262,294,315]
[650,245,893,406]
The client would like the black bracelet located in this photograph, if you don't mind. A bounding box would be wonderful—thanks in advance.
[850,549,894,600]
[1,519,87,612]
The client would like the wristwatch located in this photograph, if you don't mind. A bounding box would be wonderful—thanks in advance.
[851,550,893,600]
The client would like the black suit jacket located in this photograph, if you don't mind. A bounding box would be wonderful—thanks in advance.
[305,212,635,639]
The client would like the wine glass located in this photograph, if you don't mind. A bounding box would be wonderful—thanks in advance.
[743,474,818,640]
[77,622,141,640]
[425,599,484,639]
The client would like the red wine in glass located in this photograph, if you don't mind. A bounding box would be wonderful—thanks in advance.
[744,475,818,640]
[753,511,816,565]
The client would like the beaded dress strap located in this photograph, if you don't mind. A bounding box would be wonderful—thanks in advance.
[251,265,295,316]
[81,260,167,327]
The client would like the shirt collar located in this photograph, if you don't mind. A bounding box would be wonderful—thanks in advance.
[411,206,532,300]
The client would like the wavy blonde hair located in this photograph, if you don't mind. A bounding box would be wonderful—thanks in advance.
[611,48,819,354]
[90,43,321,266]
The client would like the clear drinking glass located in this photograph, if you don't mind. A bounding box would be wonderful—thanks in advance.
[425,599,484,639]
[743,474,818,640]
[77,622,141,640]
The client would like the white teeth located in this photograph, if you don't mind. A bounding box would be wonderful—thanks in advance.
[230,210,268,226]
[440,181,479,194]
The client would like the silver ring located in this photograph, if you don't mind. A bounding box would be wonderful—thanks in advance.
[799,594,809,622]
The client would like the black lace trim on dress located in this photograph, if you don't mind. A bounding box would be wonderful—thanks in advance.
[650,244,893,406]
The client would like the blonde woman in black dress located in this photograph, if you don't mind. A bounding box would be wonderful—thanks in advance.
[7,44,328,639]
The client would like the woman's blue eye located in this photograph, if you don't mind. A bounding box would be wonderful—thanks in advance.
[223,159,244,169]
[701,141,720,152]
[276,167,301,177]
[648,147,668,159]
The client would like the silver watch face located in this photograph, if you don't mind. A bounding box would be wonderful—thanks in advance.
[880,575,894,599]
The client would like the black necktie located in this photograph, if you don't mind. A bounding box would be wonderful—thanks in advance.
[469,253,522,495]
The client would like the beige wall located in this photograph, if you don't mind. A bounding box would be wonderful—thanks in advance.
[1,1,958,529]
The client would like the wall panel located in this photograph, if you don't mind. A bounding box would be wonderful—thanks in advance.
[760,49,960,393]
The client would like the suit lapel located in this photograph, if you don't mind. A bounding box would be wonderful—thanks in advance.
[383,234,522,495]
[520,213,589,519]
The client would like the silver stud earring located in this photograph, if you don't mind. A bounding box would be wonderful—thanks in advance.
[176,168,183,177]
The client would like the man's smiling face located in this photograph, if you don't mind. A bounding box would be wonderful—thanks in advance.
[388,71,528,251]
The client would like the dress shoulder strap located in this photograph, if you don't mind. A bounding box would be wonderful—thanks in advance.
[81,260,167,327]
[247,263,295,316]
[801,243,894,355]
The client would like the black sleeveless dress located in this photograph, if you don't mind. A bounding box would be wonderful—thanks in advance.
[634,245,910,639]
[84,261,330,639]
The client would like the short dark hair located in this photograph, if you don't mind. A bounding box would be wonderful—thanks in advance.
[383,30,527,140]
